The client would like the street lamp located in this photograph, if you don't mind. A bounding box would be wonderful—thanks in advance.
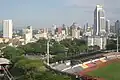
[117,36,119,52]
[47,39,50,66]
[47,34,50,66]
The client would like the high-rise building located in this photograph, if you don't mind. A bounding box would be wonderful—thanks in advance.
[52,24,56,35]
[115,20,120,35]
[110,25,116,33]
[27,26,32,39]
[83,26,93,36]
[23,26,33,44]
[83,25,86,33]
[3,20,13,39]
[106,20,110,33]
[72,27,80,39]
[65,27,69,36]
[94,5,106,36]
[84,23,89,33]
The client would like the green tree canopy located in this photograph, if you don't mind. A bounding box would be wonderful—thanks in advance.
[2,46,25,61]
[106,39,117,50]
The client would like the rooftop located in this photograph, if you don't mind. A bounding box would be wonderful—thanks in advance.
[96,4,103,8]
[0,58,10,65]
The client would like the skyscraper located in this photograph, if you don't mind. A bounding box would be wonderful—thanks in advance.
[106,20,110,33]
[115,20,120,35]
[52,24,56,35]
[3,20,13,39]
[94,5,106,36]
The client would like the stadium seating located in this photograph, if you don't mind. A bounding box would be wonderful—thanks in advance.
[86,63,96,68]
[95,60,102,63]
[63,68,74,74]
[80,64,88,69]
[100,57,107,62]
[63,65,84,74]
[91,59,102,64]
[52,52,120,76]
[53,63,71,71]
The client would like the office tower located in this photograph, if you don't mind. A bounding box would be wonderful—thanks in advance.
[61,24,66,35]
[83,25,86,33]
[84,23,89,33]
[65,27,69,36]
[52,24,56,35]
[3,20,13,38]
[115,20,120,35]
[23,26,33,44]
[27,26,32,39]
[94,5,106,36]
[106,20,110,33]
[110,25,116,33]
[86,23,89,29]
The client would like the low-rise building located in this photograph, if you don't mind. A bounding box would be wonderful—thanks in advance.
[86,36,107,49]
[0,38,9,43]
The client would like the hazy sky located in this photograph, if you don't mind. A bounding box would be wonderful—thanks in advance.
[0,0,120,29]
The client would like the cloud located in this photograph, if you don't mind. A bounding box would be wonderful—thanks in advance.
[64,0,120,21]
[64,0,104,8]
[64,0,120,11]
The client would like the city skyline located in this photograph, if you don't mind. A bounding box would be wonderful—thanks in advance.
[0,0,120,28]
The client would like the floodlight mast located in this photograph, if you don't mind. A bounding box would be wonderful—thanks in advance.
[117,36,119,52]
[47,34,50,66]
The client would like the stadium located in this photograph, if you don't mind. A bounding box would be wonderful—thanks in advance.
[50,52,120,80]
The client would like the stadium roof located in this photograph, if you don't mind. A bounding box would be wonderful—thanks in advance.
[0,58,10,65]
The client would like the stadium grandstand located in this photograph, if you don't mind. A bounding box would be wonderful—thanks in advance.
[0,58,14,80]
[50,52,120,80]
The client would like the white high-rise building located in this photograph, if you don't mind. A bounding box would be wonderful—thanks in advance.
[3,20,13,39]
[23,26,33,44]
[52,24,56,35]
[27,26,33,39]
[94,5,106,36]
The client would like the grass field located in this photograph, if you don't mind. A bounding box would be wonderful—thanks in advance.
[87,61,120,80]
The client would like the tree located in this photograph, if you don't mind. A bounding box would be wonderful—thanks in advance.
[31,43,41,55]
[79,45,87,52]
[2,39,75,80]
[51,42,65,55]
[14,57,46,80]
[0,43,7,48]
[60,39,72,48]
[106,39,117,50]
[94,45,100,50]
[106,43,116,50]
[36,71,72,80]
[36,38,47,44]
[19,43,34,55]
[60,38,87,55]
[2,46,24,61]
[73,38,86,46]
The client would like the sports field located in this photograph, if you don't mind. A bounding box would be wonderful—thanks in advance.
[87,60,120,80]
